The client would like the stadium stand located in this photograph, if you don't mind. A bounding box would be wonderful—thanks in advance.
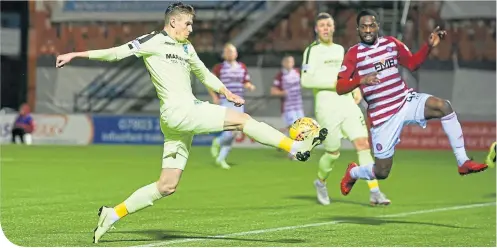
[33,1,495,63]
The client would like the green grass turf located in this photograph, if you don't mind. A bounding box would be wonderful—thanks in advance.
[1,145,495,247]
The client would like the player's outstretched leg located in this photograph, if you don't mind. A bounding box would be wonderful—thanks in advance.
[424,96,488,175]
[93,168,182,243]
[210,135,220,160]
[486,142,496,168]
[339,110,391,204]
[286,127,298,160]
[340,162,375,196]
[340,156,393,196]
[212,131,235,169]
[353,138,390,206]
[224,110,327,162]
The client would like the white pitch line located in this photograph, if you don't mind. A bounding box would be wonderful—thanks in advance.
[136,202,496,247]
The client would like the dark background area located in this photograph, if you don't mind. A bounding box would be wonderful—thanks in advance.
[1,0,29,110]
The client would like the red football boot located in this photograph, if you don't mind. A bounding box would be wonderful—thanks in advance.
[340,163,358,195]
[458,160,488,176]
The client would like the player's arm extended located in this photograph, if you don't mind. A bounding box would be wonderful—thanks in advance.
[189,46,225,93]
[86,43,136,62]
[68,38,159,62]
[88,38,160,62]
[300,46,336,90]
[336,48,360,95]
[56,34,161,68]
[392,37,431,71]
[56,44,133,64]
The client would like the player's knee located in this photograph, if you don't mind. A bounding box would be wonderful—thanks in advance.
[440,99,453,115]
[157,183,177,196]
[373,158,393,180]
[236,113,252,130]
[224,109,251,131]
[430,97,453,115]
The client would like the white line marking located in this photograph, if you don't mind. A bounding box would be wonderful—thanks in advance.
[136,202,496,247]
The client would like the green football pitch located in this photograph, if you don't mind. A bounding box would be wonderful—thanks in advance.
[1,145,495,247]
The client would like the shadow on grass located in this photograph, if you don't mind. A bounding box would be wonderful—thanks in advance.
[102,229,306,244]
[484,193,496,199]
[287,195,372,207]
[326,216,474,229]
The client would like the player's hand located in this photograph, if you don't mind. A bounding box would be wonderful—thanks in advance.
[428,26,447,48]
[226,93,245,107]
[245,83,256,92]
[221,88,245,107]
[56,53,75,68]
[360,72,380,86]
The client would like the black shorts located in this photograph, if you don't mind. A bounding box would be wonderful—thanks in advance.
[11,127,27,143]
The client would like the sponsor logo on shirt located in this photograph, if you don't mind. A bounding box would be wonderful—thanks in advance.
[324,59,342,65]
[165,53,186,62]
[373,58,395,72]
[339,65,347,72]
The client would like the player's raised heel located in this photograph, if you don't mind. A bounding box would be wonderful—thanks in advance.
[340,163,358,196]
[296,128,328,162]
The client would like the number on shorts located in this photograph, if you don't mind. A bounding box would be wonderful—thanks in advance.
[406,92,418,102]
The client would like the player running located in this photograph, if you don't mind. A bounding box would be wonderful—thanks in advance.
[55,2,327,243]
[301,12,389,206]
[337,9,488,196]
[209,43,256,169]
[270,55,305,160]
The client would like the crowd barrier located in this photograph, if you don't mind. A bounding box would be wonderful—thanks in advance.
[0,114,494,150]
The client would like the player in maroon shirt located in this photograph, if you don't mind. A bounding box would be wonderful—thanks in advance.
[209,43,256,169]
[337,9,488,196]
[271,55,305,160]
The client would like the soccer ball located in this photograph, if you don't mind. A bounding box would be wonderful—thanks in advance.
[289,117,320,141]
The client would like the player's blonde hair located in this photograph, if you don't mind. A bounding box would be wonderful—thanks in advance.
[164,2,196,24]
[315,12,334,25]
[224,43,236,50]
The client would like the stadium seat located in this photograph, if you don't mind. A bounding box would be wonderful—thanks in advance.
[29,1,495,64]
